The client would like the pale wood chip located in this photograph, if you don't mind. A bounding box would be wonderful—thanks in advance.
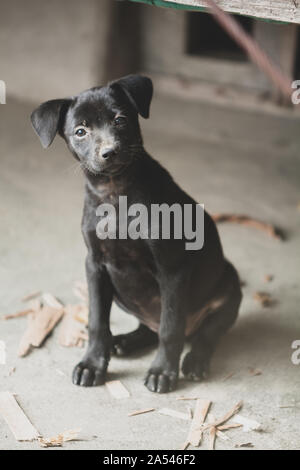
[209,426,217,450]
[212,213,283,240]
[0,392,39,441]
[248,367,262,377]
[8,367,16,376]
[4,299,40,320]
[73,304,89,325]
[18,306,64,357]
[3,308,33,320]
[21,291,41,302]
[128,408,155,417]
[217,423,243,431]
[186,399,211,448]
[176,396,200,401]
[253,291,274,308]
[106,380,130,399]
[158,408,191,421]
[58,305,88,348]
[73,281,88,303]
[38,428,81,448]
[222,372,235,381]
[235,442,254,448]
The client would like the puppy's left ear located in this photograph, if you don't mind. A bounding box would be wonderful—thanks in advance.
[110,74,153,119]
[31,98,71,148]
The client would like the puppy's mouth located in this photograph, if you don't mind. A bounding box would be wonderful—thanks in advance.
[81,156,132,177]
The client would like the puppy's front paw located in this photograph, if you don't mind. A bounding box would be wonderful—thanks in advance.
[144,368,178,393]
[181,351,209,382]
[72,359,107,387]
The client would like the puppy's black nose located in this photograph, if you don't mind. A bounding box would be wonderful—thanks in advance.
[102,148,116,160]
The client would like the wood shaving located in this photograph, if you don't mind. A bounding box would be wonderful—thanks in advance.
[222,372,235,381]
[73,304,89,325]
[185,399,211,448]
[21,291,41,302]
[7,367,16,377]
[253,291,275,308]
[73,281,88,303]
[217,423,242,431]
[209,426,217,450]
[176,396,200,401]
[38,428,81,448]
[58,305,88,348]
[3,308,34,321]
[128,408,155,417]
[18,305,64,357]
[248,367,262,377]
[0,392,40,441]
[201,401,243,431]
[235,442,254,448]
[3,299,41,321]
[212,213,283,240]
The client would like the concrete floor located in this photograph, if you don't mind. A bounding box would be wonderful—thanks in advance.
[0,92,300,450]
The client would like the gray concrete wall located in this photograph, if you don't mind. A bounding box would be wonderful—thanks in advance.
[0,0,111,103]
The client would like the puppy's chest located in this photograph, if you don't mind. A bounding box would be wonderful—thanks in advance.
[84,197,155,273]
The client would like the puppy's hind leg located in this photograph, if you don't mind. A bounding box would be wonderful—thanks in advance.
[182,263,242,382]
[112,323,158,356]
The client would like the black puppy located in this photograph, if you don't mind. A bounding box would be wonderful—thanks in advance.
[31,75,242,393]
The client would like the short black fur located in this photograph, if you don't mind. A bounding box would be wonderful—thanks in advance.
[31,74,242,393]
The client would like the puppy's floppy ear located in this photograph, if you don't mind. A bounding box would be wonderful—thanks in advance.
[110,74,153,119]
[31,99,71,148]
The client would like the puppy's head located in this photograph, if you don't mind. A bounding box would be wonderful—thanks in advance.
[31,74,153,175]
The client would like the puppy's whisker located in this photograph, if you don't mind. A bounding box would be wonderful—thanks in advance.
[64,161,82,175]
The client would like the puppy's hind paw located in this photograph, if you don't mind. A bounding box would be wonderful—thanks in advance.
[72,361,106,387]
[144,368,178,393]
[181,352,209,382]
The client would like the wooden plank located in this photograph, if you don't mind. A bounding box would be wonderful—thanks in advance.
[164,0,300,24]
[0,392,39,441]
[186,399,211,447]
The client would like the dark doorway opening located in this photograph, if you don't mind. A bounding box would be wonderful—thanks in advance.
[186,12,253,62]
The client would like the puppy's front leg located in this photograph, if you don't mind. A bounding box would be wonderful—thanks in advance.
[72,255,113,387]
[145,275,186,393]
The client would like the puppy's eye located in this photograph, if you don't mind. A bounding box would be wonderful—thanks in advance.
[75,128,87,137]
[114,116,126,126]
